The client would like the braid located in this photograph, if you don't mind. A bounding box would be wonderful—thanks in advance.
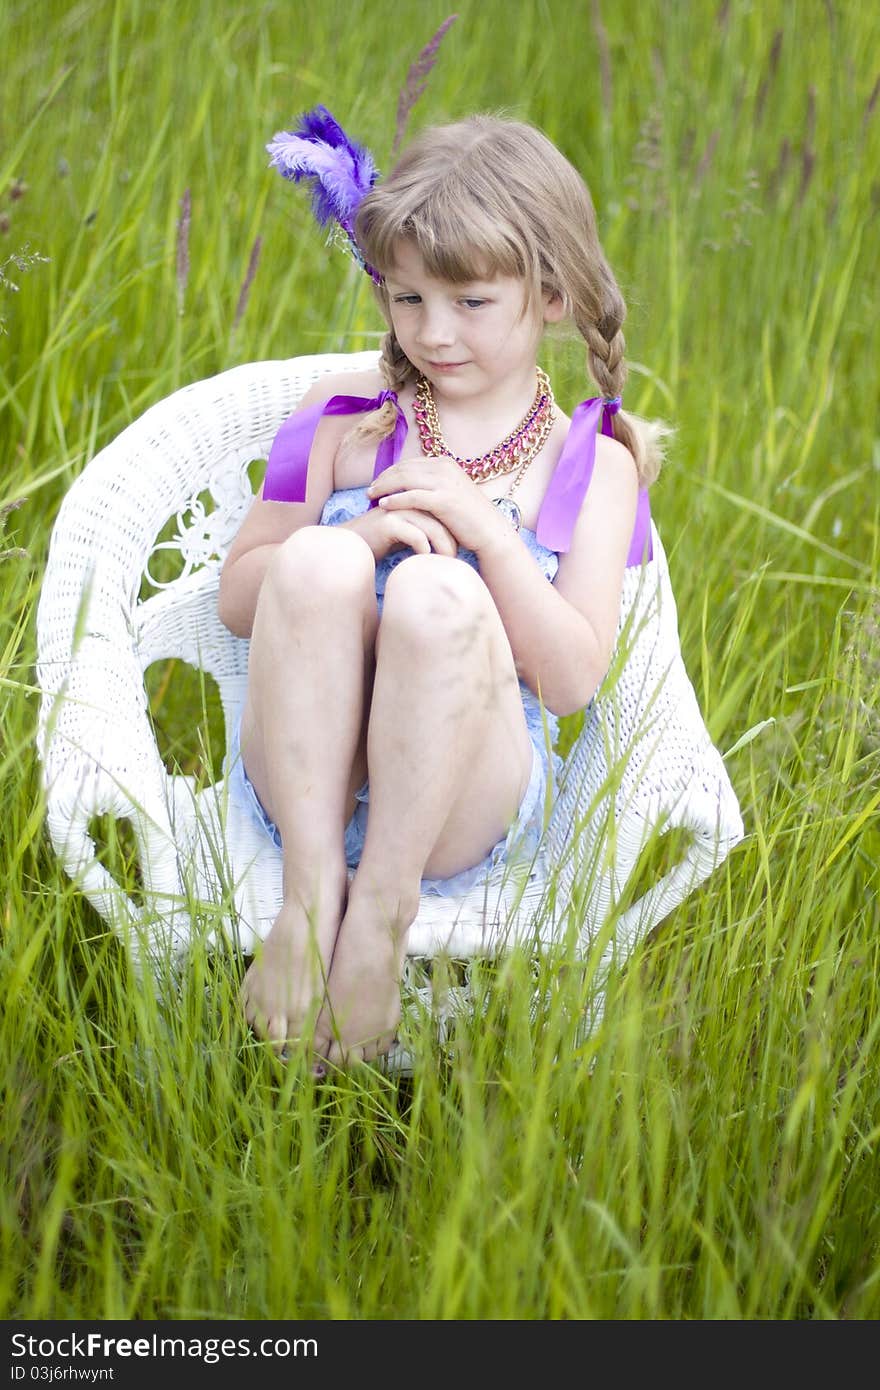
[573,280,664,486]
[378,329,418,393]
[581,317,627,400]
[345,330,417,450]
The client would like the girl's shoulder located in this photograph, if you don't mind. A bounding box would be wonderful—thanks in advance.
[298,365,386,408]
[593,428,638,473]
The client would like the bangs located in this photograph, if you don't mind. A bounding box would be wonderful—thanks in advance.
[357,180,536,290]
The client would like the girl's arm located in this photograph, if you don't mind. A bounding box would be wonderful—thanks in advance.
[217,371,379,638]
[476,435,639,716]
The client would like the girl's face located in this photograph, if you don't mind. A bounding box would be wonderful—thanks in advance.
[384,239,562,406]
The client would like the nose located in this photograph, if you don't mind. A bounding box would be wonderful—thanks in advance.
[415,301,455,349]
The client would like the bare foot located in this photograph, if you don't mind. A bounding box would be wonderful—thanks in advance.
[241,878,346,1058]
[317,885,417,1066]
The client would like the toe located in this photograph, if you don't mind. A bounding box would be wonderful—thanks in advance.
[262,1012,291,1052]
[363,1028,400,1061]
[325,1039,364,1068]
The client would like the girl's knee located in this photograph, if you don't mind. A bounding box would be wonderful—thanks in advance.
[381,554,490,642]
[267,525,375,608]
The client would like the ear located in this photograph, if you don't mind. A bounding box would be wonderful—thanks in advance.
[542,290,566,325]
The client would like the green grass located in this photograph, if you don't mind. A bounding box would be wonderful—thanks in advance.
[2,0,880,1320]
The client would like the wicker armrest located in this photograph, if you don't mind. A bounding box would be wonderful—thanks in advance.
[546,525,744,961]
[37,627,191,958]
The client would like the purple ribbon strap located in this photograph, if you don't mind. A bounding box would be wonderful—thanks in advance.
[263,385,651,567]
[536,394,652,565]
[262,389,408,503]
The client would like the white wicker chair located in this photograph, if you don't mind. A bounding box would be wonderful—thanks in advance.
[35,352,744,1057]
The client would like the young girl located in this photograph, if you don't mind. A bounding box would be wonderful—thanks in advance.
[218,110,663,1069]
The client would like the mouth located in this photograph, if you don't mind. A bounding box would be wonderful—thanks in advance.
[426,360,467,372]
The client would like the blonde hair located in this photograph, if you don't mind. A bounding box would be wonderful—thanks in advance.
[352,114,666,486]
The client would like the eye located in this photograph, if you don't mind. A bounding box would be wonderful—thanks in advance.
[460,297,486,310]
[391,294,421,306]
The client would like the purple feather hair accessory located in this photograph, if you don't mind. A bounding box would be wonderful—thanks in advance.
[267,105,381,282]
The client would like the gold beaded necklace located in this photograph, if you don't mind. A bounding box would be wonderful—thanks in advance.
[413,369,555,481]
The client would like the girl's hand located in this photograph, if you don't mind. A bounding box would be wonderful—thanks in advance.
[366,456,508,554]
[343,502,458,560]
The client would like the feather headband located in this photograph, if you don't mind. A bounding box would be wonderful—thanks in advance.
[266,105,382,283]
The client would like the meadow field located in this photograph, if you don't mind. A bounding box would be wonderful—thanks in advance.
[1,0,879,1320]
